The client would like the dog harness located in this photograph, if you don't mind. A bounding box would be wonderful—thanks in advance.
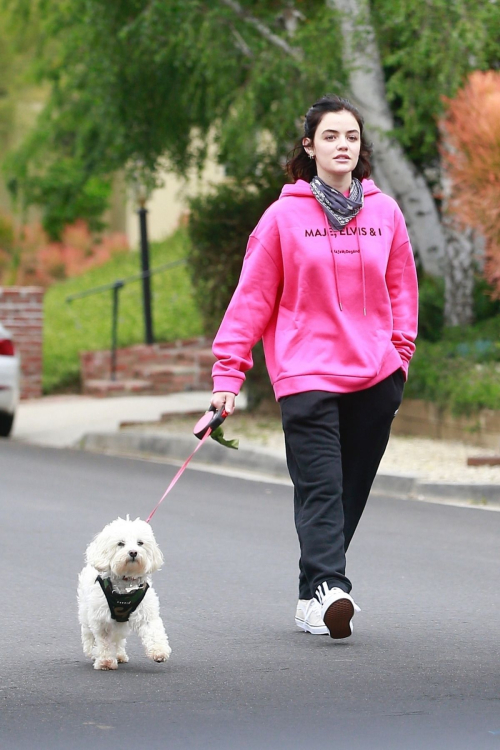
[96,576,149,623]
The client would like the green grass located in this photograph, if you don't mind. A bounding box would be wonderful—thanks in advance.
[43,228,203,393]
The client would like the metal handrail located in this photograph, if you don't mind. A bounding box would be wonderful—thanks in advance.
[66,258,187,381]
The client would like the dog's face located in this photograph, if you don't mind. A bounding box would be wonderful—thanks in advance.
[85,517,163,577]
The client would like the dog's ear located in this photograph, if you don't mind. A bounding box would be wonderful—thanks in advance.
[85,532,111,572]
[148,542,164,573]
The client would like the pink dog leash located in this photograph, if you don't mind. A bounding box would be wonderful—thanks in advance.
[145,406,228,523]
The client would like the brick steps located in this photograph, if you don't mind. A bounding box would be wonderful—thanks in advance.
[84,379,152,397]
[81,338,215,397]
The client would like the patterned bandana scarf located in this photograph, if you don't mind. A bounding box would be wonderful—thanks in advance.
[310,175,364,231]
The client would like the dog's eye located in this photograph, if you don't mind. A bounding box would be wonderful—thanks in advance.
[117,541,125,547]
[137,540,144,546]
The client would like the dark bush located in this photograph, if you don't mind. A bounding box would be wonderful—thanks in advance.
[417,273,445,342]
[473,274,500,322]
[187,173,284,410]
[417,271,500,342]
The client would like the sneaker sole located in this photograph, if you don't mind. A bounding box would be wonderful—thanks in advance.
[323,598,354,639]
[295,617,329,635]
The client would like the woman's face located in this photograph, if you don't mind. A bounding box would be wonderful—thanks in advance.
[303,109,361,188]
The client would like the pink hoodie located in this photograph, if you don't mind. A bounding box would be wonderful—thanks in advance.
[212,178,418,400]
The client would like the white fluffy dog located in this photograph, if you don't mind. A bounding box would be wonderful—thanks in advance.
[77,516,171,670]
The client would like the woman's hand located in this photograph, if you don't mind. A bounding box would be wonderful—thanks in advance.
[211,392,236,415]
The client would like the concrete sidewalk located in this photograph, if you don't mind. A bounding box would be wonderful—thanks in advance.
[12,392,500,508]
[12,392,213,447]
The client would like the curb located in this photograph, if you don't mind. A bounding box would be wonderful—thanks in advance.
[78,431,500,509]
[79,431,289,478]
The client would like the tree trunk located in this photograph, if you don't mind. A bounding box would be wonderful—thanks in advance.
[440,166,476,327]
[442,223,475,327]
[327,0,445,277]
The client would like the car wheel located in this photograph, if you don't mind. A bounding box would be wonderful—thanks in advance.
[0,411,14,438]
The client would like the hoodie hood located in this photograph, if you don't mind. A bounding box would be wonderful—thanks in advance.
[279,178,381,199]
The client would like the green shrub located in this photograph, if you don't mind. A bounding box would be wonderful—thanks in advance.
[0,213,14,251]
[407,330,500,416]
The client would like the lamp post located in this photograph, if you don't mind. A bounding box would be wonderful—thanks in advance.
[137,196,154,345]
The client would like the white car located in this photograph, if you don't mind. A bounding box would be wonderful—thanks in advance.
[0,321,20,437]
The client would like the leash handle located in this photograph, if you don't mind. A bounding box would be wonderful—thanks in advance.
[193,405,228,440]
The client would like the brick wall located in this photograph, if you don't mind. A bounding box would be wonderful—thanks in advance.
[0,286,44,399]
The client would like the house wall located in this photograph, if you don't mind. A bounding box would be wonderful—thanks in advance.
[125,159,226,248]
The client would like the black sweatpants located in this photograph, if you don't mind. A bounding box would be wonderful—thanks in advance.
[280,370,405,600]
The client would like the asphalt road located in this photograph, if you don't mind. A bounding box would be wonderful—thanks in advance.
[1,441,499,750]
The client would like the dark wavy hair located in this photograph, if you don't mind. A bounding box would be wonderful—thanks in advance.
[286,95,372,183]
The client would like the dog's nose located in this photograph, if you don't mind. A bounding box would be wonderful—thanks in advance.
[128,550,138,559]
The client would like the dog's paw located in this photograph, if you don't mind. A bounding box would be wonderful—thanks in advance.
[149,646,172,662]
[94,657,118,671]
[117,652,129,664]
[152,653,170,663]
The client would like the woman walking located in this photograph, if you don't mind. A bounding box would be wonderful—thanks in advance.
[210,94,418,639]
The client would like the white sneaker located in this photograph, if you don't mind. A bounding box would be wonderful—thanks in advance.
[315,583,361,639]
[295,598,329,635]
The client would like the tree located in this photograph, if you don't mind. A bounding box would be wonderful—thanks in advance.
[0,5,46,180]
[4,0,346,236]
[3,0,500,300]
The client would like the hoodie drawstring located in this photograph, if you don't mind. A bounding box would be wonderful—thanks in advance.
[356,216,367,316]
[324,213,367,316]
[324,214,343,312]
